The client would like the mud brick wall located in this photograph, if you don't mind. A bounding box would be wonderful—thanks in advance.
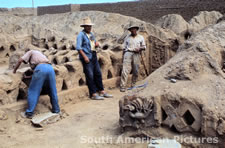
[0,8,36,16]
[80,0,225,23]
[2,0,225,22]
[37,4,71,16]
[0,8,8,12]
[71,4,80,12]
[35,0,225,23]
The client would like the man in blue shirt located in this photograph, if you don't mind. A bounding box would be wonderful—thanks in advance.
[76,17,113,100]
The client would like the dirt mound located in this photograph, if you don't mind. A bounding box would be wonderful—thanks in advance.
[189,11,223,32]
[119,20,225,147]
[155,14,189,35]
[155,11,223,43]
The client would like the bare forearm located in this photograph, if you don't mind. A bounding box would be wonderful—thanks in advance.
[79,50,87,59]
[79,49,90,63]
[13,58,23,73]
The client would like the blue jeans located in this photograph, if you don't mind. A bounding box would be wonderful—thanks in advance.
[81,52,104,97]
[25,64,60,116]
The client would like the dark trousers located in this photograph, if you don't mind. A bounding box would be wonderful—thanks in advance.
[81,52,104,97]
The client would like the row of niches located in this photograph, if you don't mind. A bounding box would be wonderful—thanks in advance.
[5,34,129,103]
[15,62,119,101]
[38,47,123,77]
[32,36,76,51]
[32,35,124,52]
[0,45,17,58]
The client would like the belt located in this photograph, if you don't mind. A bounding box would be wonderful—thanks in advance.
[39,62,51,64]
[125,50,139,53]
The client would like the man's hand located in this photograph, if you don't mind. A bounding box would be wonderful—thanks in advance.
[13,58,23,74]
[135,47,145,53]
[95,42,100,48]
[140,47,146,51]
[13,69,16,74]
[84,56,90,63]
[135,48,141,52]
[78,50,90,64]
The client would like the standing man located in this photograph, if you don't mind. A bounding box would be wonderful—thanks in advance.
[120,23,146,92]
[76,17,113,100]
[13,50,60,118]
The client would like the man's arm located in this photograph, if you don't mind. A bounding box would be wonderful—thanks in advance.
[92,33,100,48]
[139,46,146,51]
[13,58,24,73]
[135,36,146,52]
[78,50,89,63]
[76,32,90,63]
[140,36,146,50]
[123,36,130,51]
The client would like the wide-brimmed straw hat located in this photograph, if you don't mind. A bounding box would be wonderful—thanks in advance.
[80,17,94,27]
[127,22,139,31]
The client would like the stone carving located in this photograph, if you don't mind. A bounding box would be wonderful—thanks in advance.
[160,94,202,133]
[119,95,154,130]
[119,94,202,133]
[149,36,170,73]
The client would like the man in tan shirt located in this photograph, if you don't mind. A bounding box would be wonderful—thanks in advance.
[13,50,60,118]
[120,23,146,92]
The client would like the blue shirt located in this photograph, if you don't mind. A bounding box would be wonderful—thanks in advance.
[76,30,96,60]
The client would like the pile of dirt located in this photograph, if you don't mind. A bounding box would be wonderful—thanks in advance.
[119,16,225,147]
[155,11,223,41]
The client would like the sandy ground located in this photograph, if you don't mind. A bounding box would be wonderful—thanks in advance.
[0,89,149,148]
[0,65,9,74]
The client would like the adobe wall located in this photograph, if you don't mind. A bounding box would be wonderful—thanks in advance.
[71,4,80,12]
[2,0,225,23]
[80,0,225,23]
[37,4,71,16]
[0,8,36,16]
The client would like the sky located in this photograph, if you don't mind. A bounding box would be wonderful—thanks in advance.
[1,0,136,8]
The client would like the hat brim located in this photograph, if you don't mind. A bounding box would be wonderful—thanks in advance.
[128,26,139,31]
[80,24,95,27]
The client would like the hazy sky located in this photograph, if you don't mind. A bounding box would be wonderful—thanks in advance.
[1,0,136,8]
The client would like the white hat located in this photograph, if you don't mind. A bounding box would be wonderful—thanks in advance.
[80,17,94,27]
[127,21,139,31]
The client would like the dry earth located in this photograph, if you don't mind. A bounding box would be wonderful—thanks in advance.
[0,89,151,148]
[0,10,225,148]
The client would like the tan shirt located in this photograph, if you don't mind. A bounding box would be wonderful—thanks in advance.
[124,34,146,52]
[21,50,49,69]
[86,33,96,51]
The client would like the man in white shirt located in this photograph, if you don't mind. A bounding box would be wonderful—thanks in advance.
[13,50,60,118]
[120,23,146,92]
